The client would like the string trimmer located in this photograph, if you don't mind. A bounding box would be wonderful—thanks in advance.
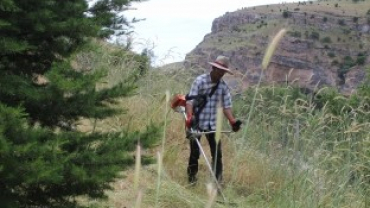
[171,94,237,206]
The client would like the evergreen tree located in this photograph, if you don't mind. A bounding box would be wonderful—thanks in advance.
[0,0,160,207]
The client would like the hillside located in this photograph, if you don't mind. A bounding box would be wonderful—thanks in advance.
[76,2,370,208]
[184,0,370,94]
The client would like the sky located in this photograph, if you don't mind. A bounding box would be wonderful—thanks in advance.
[114,0,306,66]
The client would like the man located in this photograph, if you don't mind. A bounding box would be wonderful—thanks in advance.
[185,55,242,184]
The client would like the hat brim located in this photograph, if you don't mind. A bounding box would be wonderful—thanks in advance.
[208,62,233,75]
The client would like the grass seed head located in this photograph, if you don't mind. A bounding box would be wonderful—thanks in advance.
[262,29,287,70]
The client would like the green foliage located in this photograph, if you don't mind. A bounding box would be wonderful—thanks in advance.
[358,67,370,94]
[337,56,356,81]
[332,59,339,66]
[0,0,160,207]
[0,103,161,207]
[341,56,356,69]
[234,85,370,191]
[321,36,332,43]
[232,25,241,32]
[288,31,302,38]
[310,31,320,40]
[328,51,336,58]
[282,10,291,18]
[338,19,346,26]
[356,52,367,65]
[1,0,93,74]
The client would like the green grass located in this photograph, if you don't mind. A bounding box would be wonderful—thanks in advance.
[72,2,370,207]
[83,47,369,208]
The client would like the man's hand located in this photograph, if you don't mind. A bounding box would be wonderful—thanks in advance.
[229,119,242,132]
[185,115,193,128]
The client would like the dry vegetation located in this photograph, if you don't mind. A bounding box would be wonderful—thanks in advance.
[73,1,370,207]
[246,0,369,15]
[87,61,368,208]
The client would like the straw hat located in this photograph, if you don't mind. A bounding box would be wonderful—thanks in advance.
[208,55,233,75]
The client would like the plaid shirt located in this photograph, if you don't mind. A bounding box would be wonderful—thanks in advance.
[188,73,232,131]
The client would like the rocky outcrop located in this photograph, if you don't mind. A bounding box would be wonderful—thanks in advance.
[184,1,370,93]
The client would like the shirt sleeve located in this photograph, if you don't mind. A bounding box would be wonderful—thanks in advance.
[222,83,232,108]
[187,77,200,104]
[188,77,200,97]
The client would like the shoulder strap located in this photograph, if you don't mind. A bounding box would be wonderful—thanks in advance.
[193,82,220,129]
[209,82,220,98]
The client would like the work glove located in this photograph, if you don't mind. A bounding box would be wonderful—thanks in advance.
[229,119,242,132]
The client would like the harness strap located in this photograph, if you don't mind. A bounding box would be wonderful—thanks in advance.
[191,82,219,130]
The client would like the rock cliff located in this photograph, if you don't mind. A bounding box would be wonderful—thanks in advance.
[184,0,370,94]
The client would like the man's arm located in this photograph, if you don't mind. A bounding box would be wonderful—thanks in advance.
[185,101,193,120]
[224,107,242,132]
[223,107,236,124]
[185,77,200,126]
[185,77,200,128]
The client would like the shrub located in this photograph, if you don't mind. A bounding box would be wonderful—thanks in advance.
[341,28,351,35]
[310,31,320,40]
[343,56,355,66]
[288,31,302,38]
[328,51,336,58]
[338,19,346,25]
[304,30,309,38]
[357,56,366,65]
[356,52,366,65]
[282,10,291,18]
[321,36,332,43]
[232,25,241,32]
[339,56,355,74]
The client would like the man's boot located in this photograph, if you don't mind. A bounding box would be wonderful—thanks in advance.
[188,175,197,186]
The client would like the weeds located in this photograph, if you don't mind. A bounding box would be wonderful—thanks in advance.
[83,33,369,207]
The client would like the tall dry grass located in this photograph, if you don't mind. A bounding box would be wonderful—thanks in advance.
[81,35,368,208]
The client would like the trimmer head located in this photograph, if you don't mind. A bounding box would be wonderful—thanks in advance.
[170,94,186,110]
